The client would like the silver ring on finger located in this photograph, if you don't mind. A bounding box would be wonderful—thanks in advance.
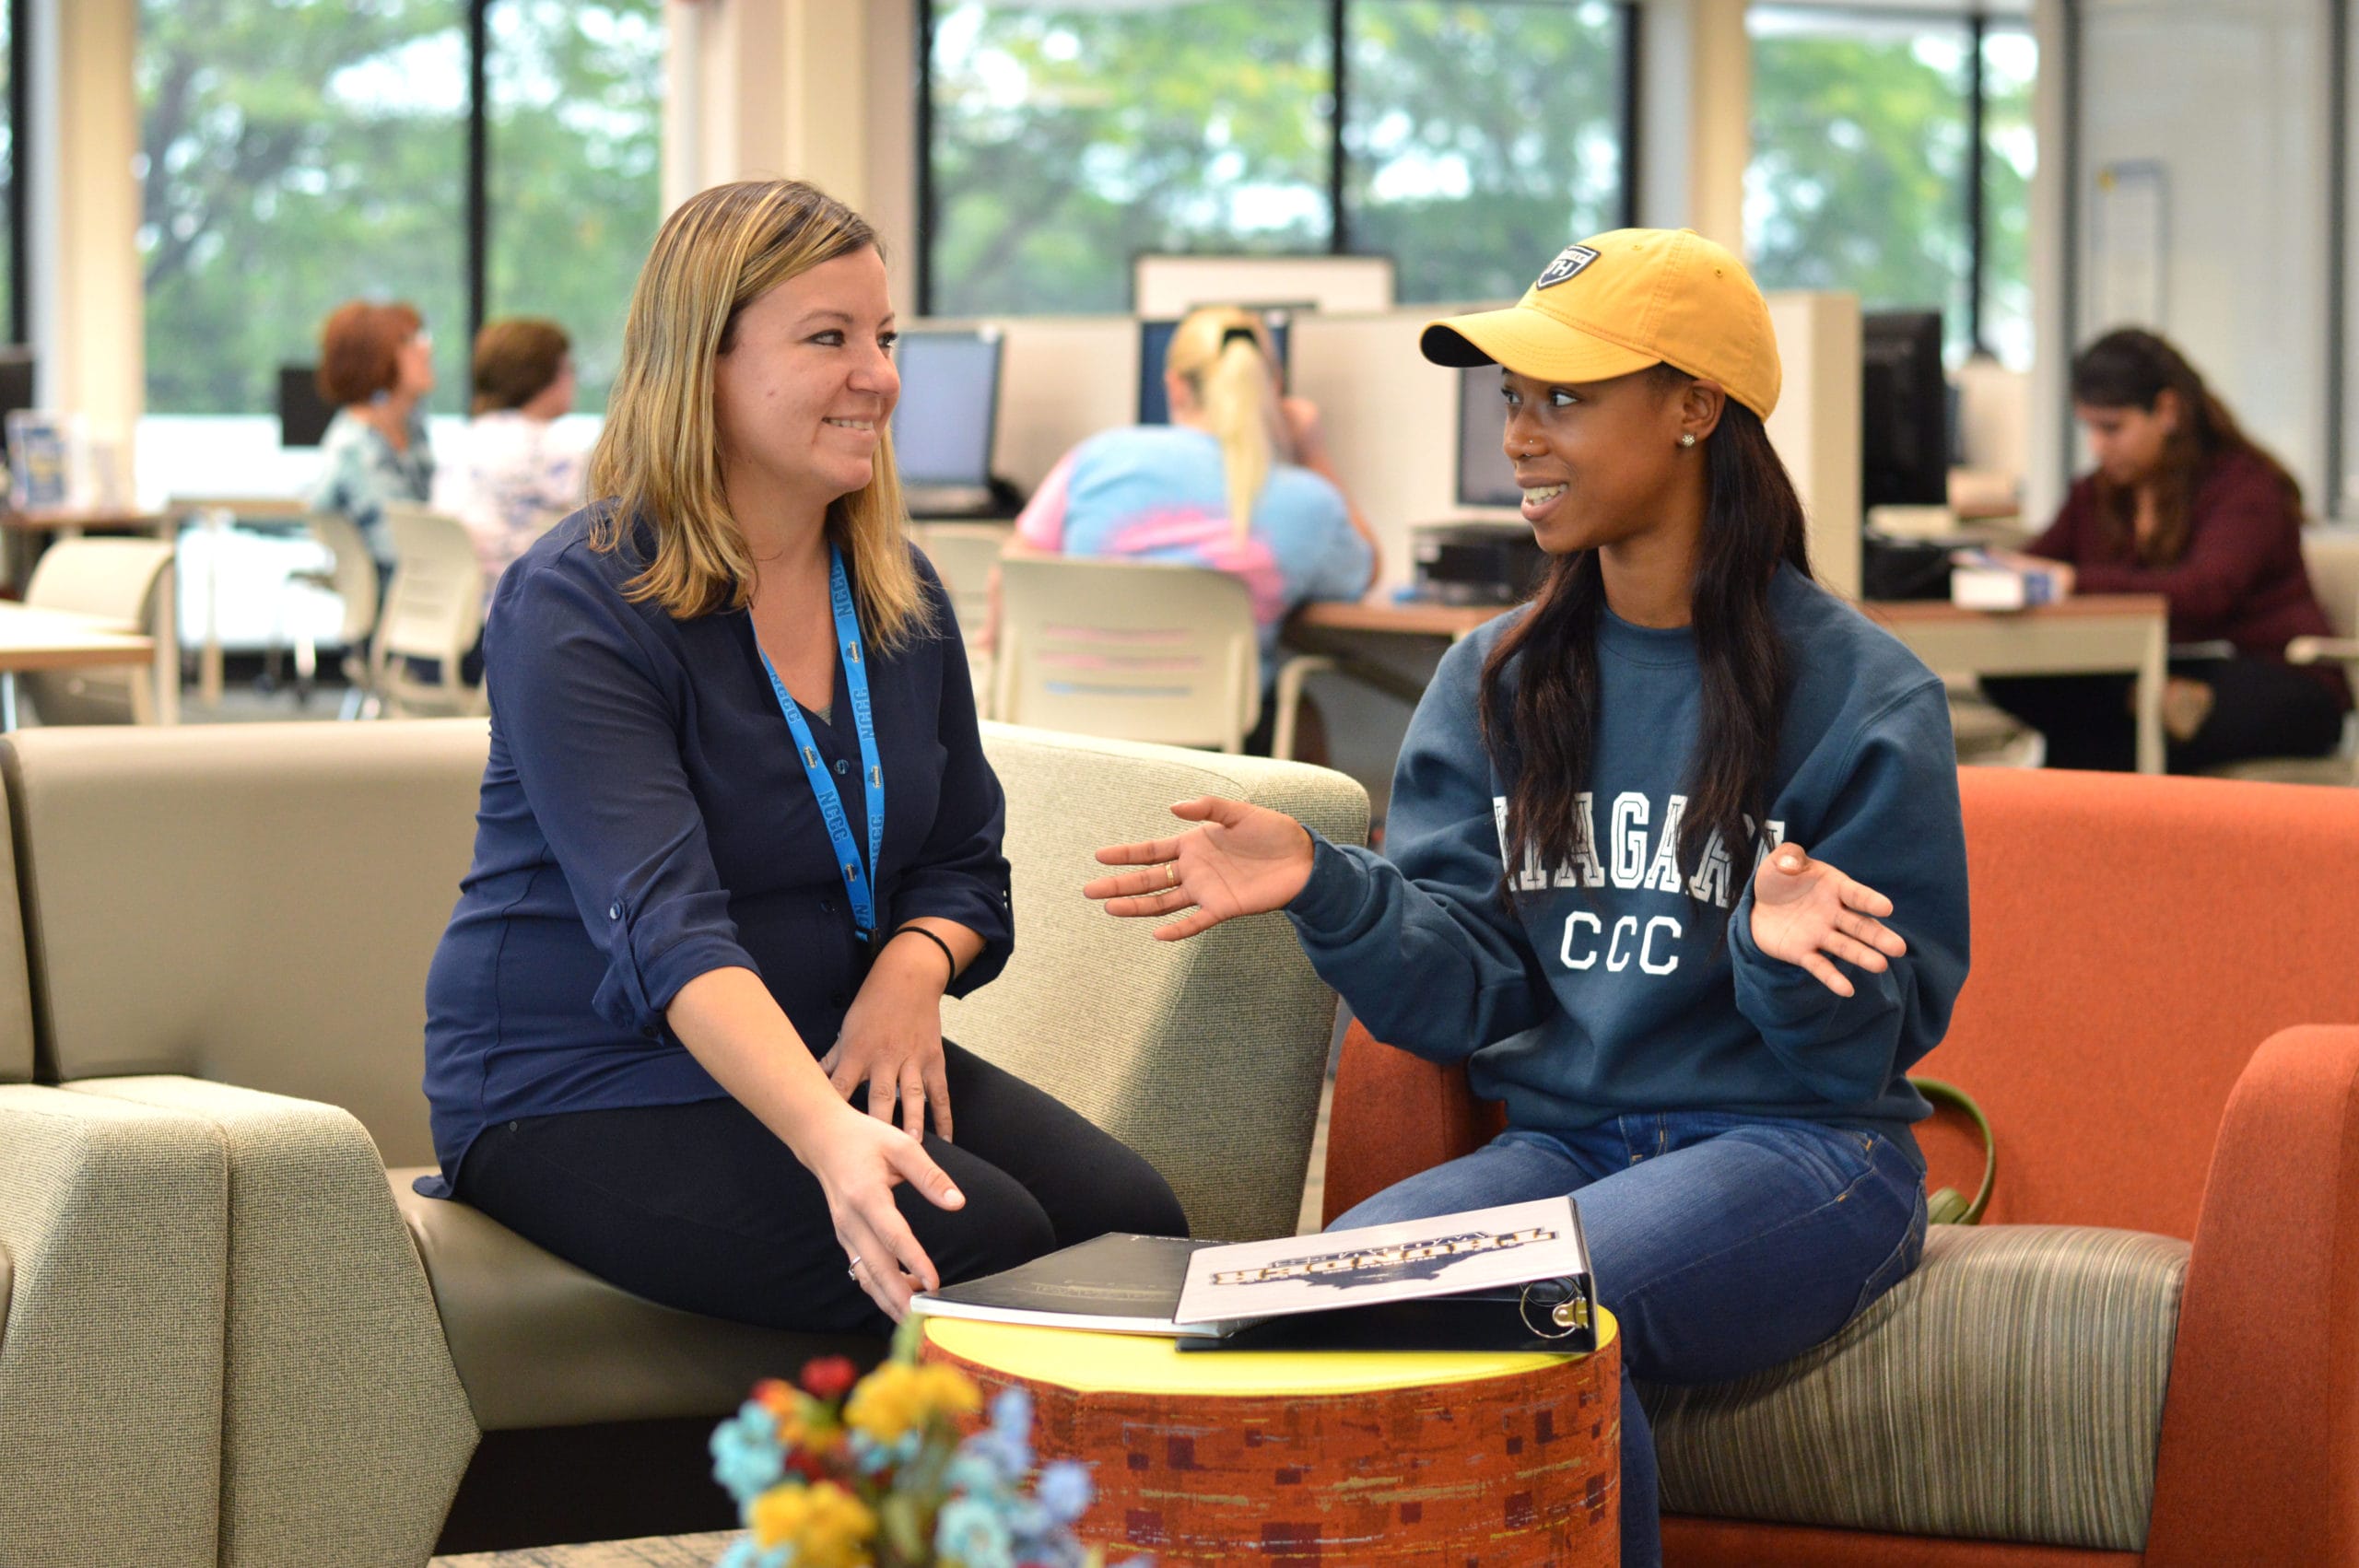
[847,1254,863,1279]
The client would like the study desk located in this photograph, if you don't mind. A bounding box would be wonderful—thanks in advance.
[1865,594,2168,774]
[0,603,158,728]
[0,505,175,589]
[0,506,183,724]
[1289,591,2172,775]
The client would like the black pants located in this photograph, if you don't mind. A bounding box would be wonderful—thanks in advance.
[455,1040,1189,1334]
[1982,657,2346,774]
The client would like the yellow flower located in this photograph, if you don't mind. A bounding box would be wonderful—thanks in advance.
[748,1480,876,1568]
[842,1362,980,1445]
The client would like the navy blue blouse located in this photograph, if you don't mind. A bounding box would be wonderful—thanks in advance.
[418,507,1013,1196]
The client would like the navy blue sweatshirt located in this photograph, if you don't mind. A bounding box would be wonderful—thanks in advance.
[1286,567,1969,1153]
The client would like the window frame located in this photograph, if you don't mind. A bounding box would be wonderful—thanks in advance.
[7,0,28,346]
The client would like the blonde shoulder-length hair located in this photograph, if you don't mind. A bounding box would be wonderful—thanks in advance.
[588,179,929,646]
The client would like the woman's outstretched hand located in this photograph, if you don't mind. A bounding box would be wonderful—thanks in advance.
[1085,796,1316,940]
[1748,842,1907,998]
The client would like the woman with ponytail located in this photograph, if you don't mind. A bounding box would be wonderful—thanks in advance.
[1084,230,1969,1568]
[1009,305,1379,752]
[1980,327,2349,770]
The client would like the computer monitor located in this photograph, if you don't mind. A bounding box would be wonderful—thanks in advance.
[278,364,337,449]
[1137,312,1291,427]
[1456,365,1522,510]
[1860,311,1949,509]
[890,328,1003,490]
[0,348,35,429]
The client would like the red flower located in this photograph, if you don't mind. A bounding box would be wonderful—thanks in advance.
[800,1355,860,1402]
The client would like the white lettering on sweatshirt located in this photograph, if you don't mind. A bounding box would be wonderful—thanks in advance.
[1496,793,1784,977]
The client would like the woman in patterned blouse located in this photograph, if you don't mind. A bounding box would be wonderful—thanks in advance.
[307,299,437,573]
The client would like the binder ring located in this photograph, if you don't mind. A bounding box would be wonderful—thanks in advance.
[1519,1279,1587,1340]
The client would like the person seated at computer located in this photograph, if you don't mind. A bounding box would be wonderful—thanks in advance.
[1007,304,1381,754]
[308,299,436,574]
[419,178,1186,1334]
[1979,328,2350,771]
[436,316,590,604]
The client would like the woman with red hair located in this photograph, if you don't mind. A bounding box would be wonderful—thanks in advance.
[307,299,437,572]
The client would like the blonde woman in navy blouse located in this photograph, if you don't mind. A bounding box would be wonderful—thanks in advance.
[420,180,1183,1330]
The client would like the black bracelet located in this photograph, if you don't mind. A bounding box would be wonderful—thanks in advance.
[893,923,958,987]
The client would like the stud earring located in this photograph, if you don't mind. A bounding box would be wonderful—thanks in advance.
[1678,433,1696,448]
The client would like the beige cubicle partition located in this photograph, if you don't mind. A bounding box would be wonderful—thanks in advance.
[1286,308,1485,585]
[984,317,1139,493]
[954,292,1862,600]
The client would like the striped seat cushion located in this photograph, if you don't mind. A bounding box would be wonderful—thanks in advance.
[1641,1224,2189,1552]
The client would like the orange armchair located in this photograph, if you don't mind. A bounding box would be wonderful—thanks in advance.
[1324,768,2359,1567]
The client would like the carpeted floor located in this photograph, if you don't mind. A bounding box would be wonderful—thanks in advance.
[431,1532,740,1568]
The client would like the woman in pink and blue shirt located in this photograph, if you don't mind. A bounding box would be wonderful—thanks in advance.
[1011,305,1380,750]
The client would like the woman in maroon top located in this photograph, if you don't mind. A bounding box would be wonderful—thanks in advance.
[1982,329,2350,772]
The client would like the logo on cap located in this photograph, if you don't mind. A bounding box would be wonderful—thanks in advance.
[1535,244,1601,290]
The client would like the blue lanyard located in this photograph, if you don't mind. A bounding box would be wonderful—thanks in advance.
[757,544,886,942]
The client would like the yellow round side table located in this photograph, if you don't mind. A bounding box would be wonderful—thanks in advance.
[920,1309,1620,1566]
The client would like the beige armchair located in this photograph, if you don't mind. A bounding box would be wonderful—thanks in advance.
[1,716,1366,1559]
[0,781,231,1568]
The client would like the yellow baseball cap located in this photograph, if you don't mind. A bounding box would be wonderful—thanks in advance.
[1420,228,1782,419]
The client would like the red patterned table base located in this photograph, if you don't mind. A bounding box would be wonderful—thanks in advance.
[922,1339,1620,1566]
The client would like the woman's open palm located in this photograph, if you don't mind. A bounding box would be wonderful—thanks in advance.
[1084,797,1316,940]
[1748,843,1907,998]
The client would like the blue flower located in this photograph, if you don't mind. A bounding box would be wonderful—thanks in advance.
[715,1538,792,1568]
[1036,1459,1094,1525]
[934,1494,1017,1568]
[847,1425,923,1477]
[945,1450,1014,1499]
[709,1404,786,1504]
[990,1386,1034,1437]
[957,1422,1032,1481]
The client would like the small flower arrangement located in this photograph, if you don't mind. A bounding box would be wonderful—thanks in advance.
[710,1321,1147,1568]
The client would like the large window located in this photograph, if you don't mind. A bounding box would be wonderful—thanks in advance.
[137,0,471,417]
[136,0,663,430]
[926,2,1332,317]
[486,1,664,415]
[2,0,18,345]
[923,0,1633,315]
[1345,2,1626,305]
[1746,5,2036,369]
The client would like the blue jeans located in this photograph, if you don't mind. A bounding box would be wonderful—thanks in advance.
[1330,1112,1928,1568]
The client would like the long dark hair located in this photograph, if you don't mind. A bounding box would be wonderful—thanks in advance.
[2071,328,2300,568]
[1479,369,1811,911]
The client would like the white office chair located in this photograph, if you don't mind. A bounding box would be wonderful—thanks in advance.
[995,555,1338,760]
[910,521,1007,718]
[284,511,382,719]
[996,556,1260,752]
[2208,527,2359,786]
[370,506,485,719]
[18,538,177,726]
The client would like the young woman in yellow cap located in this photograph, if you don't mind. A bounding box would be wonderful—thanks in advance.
[1086,229,1969,1566]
